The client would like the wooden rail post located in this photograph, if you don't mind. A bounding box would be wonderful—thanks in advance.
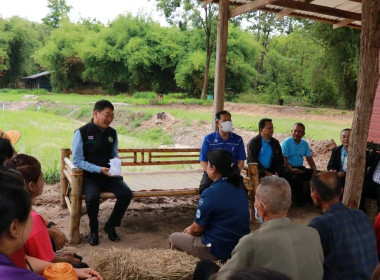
[60,148,70,207]
[69,168,83,244]
[247,163,259,220]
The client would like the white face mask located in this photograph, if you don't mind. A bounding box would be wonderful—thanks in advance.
[221,121,233,133]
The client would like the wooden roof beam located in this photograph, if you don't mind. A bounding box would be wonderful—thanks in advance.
[273,0,361,21]
[229,0,279,18]
[333,18,355,29]
[259,6,361,29]
[201,0,214,8]
[276,0,313,20]
[276,8,296,19]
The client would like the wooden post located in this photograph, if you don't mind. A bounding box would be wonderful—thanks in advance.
[212,0,229,131]
[343,0,380,208]
[60,148,70,207]
[247,163,259,220]
[69,168,83,244]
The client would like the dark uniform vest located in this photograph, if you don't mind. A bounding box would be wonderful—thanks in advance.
[78,121,117,169]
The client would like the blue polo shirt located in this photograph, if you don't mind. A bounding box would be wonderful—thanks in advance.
[258,137,273,169]
[199,131,246,163]
[195,178,250,261]
[281,137,311,167]
[308,202,378,280]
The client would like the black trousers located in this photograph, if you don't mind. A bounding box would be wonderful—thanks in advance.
[193,260,220,280]
[282,167,313,205]
[83,173,132,233]
[360,178,380,212]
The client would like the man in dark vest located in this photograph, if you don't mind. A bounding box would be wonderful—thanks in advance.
[72,100,132,246]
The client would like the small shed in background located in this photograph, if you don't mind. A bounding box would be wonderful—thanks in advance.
[23,71,52,91]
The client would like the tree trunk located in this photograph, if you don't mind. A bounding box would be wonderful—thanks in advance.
[212,0,229,131]
[343,0,380,209]
[201,32,213,99]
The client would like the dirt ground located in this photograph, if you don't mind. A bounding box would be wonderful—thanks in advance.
[27,101,351,269]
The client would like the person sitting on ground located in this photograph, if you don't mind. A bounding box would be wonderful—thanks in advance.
[361,147,380,212]
[308,172,378,279]
[216,176,324,280]
[0,166,102,280]
[72,99,132,246]
[281,122,317,205]
[374,212,380,261]
[0,138,16,166]
[0,167,45,280]
[327,128,350,188]
[170,148,250,262]
[199,110,246,194]
[247,118,283,178]
[0,138,67,254]
[7,154,86,268]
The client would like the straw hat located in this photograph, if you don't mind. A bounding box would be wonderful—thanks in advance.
[42,263,78,280]
[0,129,21,146]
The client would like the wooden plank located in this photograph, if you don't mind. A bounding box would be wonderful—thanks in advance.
[273,0,361,21]
[201,0,214,8]
[229,0,279,18]
[276,7,296,19]
[333,18,355,29]
[121,160,200,166]
[118,148,200,153]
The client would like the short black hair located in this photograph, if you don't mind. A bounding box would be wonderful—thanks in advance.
[0,138,14,165]
[310,173,341,201]
[0,167,31,236]
[93,100,114,112]
[215,110,231,121]
[259,118,272,130]
[341,128,351,134]
[293,122,305,131]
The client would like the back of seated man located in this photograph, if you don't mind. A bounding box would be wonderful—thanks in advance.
[327,128,350,188]
[281,122,317,205]
[247,118,283,178]
[216,176,324,280]
[309,172,378,279]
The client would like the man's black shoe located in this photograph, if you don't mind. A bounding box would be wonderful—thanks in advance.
[88,232,99,246]
[103,224,120,242]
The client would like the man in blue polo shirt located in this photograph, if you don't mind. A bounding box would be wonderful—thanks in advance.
[199,110,246,193]
[281,122,317,205]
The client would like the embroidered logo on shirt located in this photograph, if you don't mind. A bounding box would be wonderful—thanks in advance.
[214,139,218,143]
[108,136,114,143]
[196,209,201,219]
[199,198,203,206]
[88,135,94,140]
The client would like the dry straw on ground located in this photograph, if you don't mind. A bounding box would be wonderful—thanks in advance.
[91,248,208,280]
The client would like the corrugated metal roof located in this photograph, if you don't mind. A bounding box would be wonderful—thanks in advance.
[23,71,51,79]
[201,0,362,29]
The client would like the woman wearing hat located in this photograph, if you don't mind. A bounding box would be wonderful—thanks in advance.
[0,129,21,146]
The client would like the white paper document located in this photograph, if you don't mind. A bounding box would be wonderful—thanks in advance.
[109,157,122,176]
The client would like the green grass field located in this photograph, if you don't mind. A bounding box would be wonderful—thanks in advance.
[0,91,351,183]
